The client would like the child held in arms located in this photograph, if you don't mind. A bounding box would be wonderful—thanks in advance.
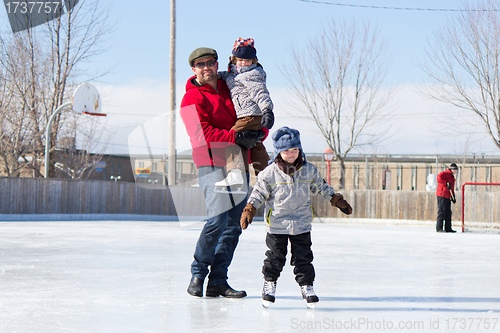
[215,37,274,188]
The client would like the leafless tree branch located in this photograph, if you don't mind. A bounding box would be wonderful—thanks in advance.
[422,0,500,150]
[0,0,114,177]
[281,18,394,188]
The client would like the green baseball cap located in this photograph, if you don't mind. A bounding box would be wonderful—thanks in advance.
[188,47,218,67]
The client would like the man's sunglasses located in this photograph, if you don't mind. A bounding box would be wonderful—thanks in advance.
[194,60,216,69]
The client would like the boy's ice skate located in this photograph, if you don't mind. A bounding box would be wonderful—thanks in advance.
[262,280,276,308]
[214,169,246,195]
[300,285,319,309]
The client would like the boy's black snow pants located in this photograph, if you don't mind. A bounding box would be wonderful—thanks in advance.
[262,232,315,286]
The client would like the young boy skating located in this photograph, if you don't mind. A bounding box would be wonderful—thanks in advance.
[240,126,352,308]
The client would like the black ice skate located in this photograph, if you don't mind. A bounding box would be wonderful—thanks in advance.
[300,285,319,309]
[262,280,276,308]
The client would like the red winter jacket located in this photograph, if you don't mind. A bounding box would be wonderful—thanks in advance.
[436,169,455,199]
[180,76,237,168]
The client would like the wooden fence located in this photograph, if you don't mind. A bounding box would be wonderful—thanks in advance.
[0,177,202,216]
[312,190,500,228]
[1,178,498,226]
[312,190,441,220]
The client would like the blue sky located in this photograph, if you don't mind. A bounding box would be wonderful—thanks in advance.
[3,0,499,156]
[98,0,450,83]
[100,0,446,86]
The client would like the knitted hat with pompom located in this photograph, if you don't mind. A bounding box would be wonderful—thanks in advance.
[232,38,257,60]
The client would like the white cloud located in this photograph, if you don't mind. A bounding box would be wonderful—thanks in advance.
[271,83,499,155]
[92,80,500,157]
[95,80,189,155]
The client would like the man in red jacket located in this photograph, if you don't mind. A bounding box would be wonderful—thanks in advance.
[436,163,458,233]
[180,47,264,298]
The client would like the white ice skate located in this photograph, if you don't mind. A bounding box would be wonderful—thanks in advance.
[262,281,276,308]
[300,285,319,309]
[214,169,246,195]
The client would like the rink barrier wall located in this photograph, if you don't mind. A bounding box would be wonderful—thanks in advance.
[311,190,500,227]
[0,178,499,227]
[0,178,204,216]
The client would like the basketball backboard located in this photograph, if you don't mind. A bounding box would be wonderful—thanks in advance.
[72,83,106,116]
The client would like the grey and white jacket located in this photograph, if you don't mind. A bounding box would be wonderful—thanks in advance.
[220,63,273,118]
[248,161,336,235]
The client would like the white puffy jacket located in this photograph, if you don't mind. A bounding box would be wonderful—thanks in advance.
[248,161,336,235]
[220,63,273,118]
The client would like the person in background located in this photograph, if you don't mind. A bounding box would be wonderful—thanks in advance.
[436,163,458,233]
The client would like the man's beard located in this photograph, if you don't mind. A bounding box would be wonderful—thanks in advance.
[200,70,216,82]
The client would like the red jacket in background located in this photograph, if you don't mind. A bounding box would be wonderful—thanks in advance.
[436,169,455,199]
[180,76,237,168]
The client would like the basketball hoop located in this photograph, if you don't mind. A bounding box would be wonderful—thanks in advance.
[72,83,107,117]
[44,82,106,178]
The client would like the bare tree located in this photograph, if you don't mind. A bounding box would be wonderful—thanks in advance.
[0,31,46,176]
[281,19,394,188]
[54,112,111,180]
[0,0,113,177]
[422,0,500,151]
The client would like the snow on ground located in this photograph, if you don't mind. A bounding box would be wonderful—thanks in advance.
[0,221,499,332]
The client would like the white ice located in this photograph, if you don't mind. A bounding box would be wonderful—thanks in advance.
[0,221,499,333]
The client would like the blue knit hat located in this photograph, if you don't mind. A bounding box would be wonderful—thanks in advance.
[272,126,303,161]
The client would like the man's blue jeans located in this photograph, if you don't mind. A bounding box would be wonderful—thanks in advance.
[191,166,248,286]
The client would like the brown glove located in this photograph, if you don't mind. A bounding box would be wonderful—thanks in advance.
[240,203,256,230]
[330,193,344,206]
[331,194,353,215]
[336,198,353,215]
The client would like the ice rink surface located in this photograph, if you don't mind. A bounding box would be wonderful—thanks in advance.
[0,220,499,333]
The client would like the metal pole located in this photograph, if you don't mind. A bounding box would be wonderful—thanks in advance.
[168,0,176,185]
[44,102,72,178]
[365,155,368,190]
[461,182,466,233]
[327,160,331,186]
